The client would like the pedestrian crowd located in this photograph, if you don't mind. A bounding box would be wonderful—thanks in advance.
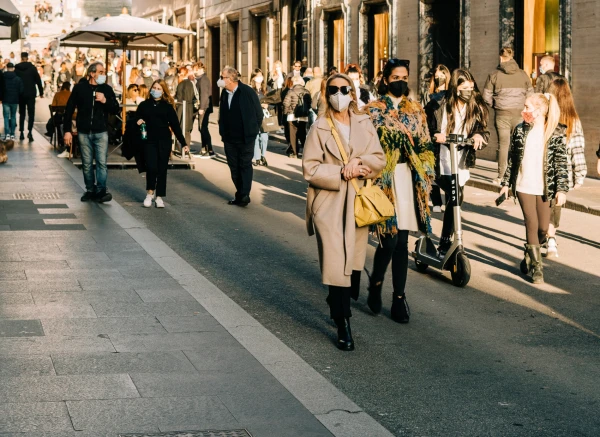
[0,42,597,353]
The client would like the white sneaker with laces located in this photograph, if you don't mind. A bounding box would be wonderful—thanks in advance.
[432,205,442,213]
[143,194,153,208]
[155,196,165,208]
[547,237,558,257]
[57,150,70,158]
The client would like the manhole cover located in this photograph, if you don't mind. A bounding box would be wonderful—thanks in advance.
[119,432,252,437]
[13,192,60,199]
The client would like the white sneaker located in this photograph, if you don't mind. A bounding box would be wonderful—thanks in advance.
[432,205,442,213]
[155,196,165,208]
[547,237,558,257]
[57,150,70,158]
[143,194,153,208]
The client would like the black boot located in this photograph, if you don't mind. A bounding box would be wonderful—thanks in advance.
[390,294,410,324]
[526,244,544,284]
[367,279,383,315]
[333,317,354,351]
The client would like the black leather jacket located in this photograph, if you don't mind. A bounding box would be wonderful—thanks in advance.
[501,122,569,201]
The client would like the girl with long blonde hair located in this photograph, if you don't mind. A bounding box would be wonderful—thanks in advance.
[500,93,569,284]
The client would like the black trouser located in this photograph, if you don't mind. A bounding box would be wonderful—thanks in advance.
[370,231,410,297]
[327,270,362,319]
[144,140,171,197]
[198,112,213,153]
[19,96,36,133]
[437,176,464,239]
[224,140,255,198]
[517,192,550,245]
[289,121,307,155]
[431,184,443,207]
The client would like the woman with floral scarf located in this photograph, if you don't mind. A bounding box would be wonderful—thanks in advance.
[366,59,436,323]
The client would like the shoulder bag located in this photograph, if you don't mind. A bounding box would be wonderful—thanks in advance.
[326,117,394,227]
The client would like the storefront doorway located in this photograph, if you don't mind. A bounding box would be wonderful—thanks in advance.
[366,5,389,81]
[210,26,221,106]
[293,0,308,65]
[327,11,345,72]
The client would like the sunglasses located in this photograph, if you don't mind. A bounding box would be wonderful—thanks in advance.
[327,85,353,96]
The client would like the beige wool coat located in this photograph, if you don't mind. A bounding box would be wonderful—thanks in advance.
[303,112,386,287]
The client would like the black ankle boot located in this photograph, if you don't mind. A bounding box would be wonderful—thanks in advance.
[367,280,383,315]
[390,294,410,324]
[333,317,354,351]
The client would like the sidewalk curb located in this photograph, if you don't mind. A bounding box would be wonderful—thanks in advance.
[466,178,600,217]
[39,130,394,437]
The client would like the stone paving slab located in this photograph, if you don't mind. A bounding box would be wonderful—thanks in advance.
[0,336,115,355]
[155,315,222,333]
[51,352,198,375]
[0,303,97,319]
[0,280,83,293]
[0,401,74,432]
[40,317,166,336]
[0,319,44,336]
[0,374,140,403]
[109,332,238,353]
[91,302,208,318]
[0,355,56,376]
[33,290,144,305]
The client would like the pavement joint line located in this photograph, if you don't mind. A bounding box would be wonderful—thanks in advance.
[33,130,395,437]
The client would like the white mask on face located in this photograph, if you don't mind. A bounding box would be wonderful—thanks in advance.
[255,76,264,84]
[353,80,360,90]
[217,78,226,88]
[329,92,353,112]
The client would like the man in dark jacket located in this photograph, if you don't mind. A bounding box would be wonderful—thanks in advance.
[483,47,533,182]
[193,62,214,157]
[218,67,264,206]
[175,66,196,148]
[534,55,561,93]
[63,62,120,203]
[2,63,24,139]
[15,52,43,141]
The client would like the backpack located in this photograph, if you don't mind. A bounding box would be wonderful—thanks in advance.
[294,91,311,118]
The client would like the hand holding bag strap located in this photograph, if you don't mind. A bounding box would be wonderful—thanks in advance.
[326,116,361,193]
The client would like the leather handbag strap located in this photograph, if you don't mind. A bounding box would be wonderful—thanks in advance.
[326,116,361,193]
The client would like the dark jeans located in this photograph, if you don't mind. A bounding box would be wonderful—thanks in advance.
[224,140,255,198]
[437,175,464,239]
[495,110,522,179]
[144,141,171,197]
[198,112,213,153]
[289,120,307,155]
[327,270,361,319]
[517,192,550,245]
[370,230,410,297]
[19,97,36,133]
[3,103,17,137]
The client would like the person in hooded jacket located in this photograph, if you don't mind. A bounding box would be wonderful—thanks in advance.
[483,47,533,183]
[2,63,24,139]
[15,52,43,141]
[63,62,120,203]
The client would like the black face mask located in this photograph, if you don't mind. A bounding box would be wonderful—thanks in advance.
[388,80,408,98]
[458,90,473,102]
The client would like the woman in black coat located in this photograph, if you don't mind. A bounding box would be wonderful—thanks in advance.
[136,79,188,208]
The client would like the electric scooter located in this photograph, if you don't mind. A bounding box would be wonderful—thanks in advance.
[411,133,472,287]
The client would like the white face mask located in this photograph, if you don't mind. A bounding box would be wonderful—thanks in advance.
[329,92,353,112]
[217,78,226,88]
[95,74,106,85]
[255,76,264,84]
[353,80,360,90]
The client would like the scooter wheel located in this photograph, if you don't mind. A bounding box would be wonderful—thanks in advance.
[414,259,429,273]
[451,252,471,287]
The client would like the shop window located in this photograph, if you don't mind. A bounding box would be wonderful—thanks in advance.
[515,0,560,77]
[367,6,389,80]
[328,11,345,72]
[294,1,308,65]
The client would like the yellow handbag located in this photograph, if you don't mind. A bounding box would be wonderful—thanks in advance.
[326,117,395,227]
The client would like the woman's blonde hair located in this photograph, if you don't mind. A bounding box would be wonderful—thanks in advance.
[324,73,365,117]
[529,92,560,144]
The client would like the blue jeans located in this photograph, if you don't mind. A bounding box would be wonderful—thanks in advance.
[3,103,17,136]
[78,132,109,193]
[253,132,269,160]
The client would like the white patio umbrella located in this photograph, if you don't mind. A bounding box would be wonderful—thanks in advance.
[59,8,193,132]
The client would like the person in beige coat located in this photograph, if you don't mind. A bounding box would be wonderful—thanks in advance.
[303,73,386,351]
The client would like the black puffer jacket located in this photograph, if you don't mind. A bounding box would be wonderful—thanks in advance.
[501,122,569,201]
[2,71,24,104]
[15,62,43,99]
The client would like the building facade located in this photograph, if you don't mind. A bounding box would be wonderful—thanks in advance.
[132,0,600,174]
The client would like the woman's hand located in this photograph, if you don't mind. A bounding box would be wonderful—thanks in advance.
[434,133,446,144]
[471,134,487,150]
[137,119,145,126]
[182,145,190,155]
[353,165,373,179]
[556,192,567,207]
[342,158,362,181]
[499,185,509,198]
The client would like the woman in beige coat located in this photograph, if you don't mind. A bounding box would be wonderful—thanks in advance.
[303,73,386,351]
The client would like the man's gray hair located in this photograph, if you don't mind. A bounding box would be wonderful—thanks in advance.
[222,66,239,82]
[87,62,103,75]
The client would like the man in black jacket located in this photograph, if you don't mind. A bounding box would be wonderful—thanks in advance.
[63,62,120,203]
[218,67,263,206]
[193,62,214,158]
[15,52,43,141]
